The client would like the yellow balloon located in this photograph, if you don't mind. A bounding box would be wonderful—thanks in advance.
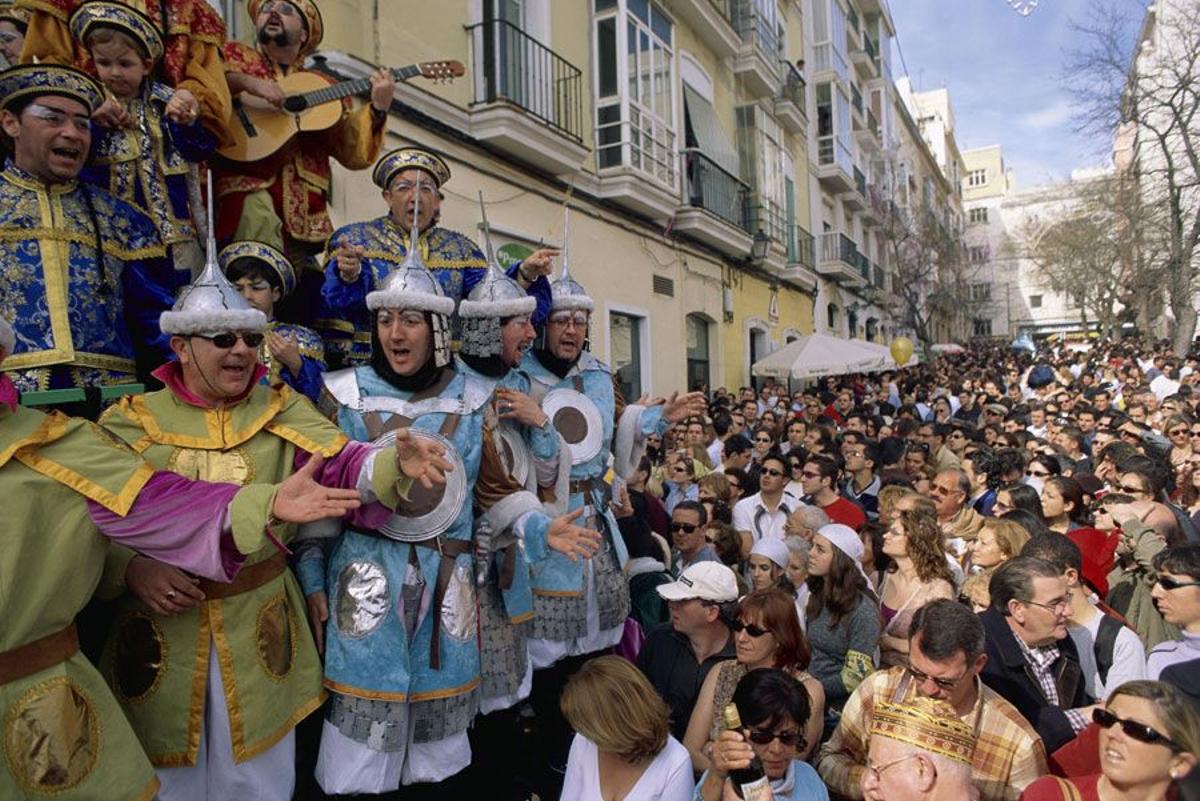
[890,337,914,366]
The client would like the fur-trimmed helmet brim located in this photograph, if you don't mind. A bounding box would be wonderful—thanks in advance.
[365,290,456,315]
[457,295,536,319]
[550,296,595,312]
[159,308,268,336]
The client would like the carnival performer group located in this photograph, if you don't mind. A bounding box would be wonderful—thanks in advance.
[0,2,704,798]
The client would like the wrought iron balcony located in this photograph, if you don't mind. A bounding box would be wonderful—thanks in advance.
[818,231,868,287]
[789,225,815,269]
[774,61,807,133]
[730,0,781,97]
[467,19,583,143]
[682,149,751,232]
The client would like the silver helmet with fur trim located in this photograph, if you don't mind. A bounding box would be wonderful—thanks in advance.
[458,193,536,358]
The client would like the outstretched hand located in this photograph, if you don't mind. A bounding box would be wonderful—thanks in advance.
[662,390,707,423]
[273,455,362,523]
[394,428,455,489]
[547,508,602,561]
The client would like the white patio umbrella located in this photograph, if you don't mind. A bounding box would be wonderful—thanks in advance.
[751,333,889,380]
[931,342,966,355]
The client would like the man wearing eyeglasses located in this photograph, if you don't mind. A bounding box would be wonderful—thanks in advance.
[819,599,1046,801]
[979,556,1095,753]
[859,697,978,801]
[320,148,555,367]
[733,452,802,552]
[669,500,719,577]
[0,64,181,395]
[1147,544,1200,709]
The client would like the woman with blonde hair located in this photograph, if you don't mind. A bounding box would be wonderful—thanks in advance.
[1021,680,1200,801]
[877,506,956,667]
[560,655,694,801]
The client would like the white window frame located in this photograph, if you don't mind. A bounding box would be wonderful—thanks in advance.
[605,303,652,397]
[591,0,678,190]
[968,168,987,187]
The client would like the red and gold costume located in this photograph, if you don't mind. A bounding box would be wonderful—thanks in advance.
[16,0,232,145]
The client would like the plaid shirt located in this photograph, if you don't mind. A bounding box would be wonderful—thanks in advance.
[816,666,1049,801]
[1013,635,1090,734]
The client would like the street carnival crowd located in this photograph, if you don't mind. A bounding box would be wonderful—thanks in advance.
[3,2,1200,801]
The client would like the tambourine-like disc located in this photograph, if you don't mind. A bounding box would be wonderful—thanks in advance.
[373,430,466,542]
[542,388,603,465]
[497,423,531,487]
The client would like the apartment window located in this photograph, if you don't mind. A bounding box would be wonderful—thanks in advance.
[826,302,839,329]
[968,168,987,187]
[1029,294,1043,308]
[593,0,677,188]
[973,318,993,337]
[737,106,788,242]
[969,207,988,224]
[610,311,644,400]
[969,283,992,302]
[968,246,988,264]
[686,314,711,392]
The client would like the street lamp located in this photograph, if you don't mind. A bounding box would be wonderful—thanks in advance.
[750,229,770,263]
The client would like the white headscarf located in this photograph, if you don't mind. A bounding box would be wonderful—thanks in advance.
[816,523,871,586]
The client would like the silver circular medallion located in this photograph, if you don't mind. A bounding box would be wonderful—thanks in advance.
[541,388,603,466]
[373,429,467,542]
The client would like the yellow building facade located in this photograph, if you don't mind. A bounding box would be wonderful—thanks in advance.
[226,0,817,393]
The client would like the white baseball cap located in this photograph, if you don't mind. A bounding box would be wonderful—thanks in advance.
[657,562,739,603]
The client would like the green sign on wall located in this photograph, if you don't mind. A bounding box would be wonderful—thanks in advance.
[496,243,534,270]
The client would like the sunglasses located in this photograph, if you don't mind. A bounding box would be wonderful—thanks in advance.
[730,620,770,637]
[746,728,805,749]
[669,522,700,533]
[195,332,265,349]
[906,663,967,691]
[1157,575,1200,591]
[755,437,773,443]
[800,470,821,479]
[1026,469,1051,478]
[1119,483,1148,494]
[760,467,785,477]
[1093,708,1182,751]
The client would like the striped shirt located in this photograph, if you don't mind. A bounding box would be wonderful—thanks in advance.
[816,666,1048,801]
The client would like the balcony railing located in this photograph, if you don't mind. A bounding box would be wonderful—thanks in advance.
[707,0,733,21]
[866,108,880,138]
[731,0,779,59]
[746,197,787,244]
[682,149,751,232]
[851,84,864,115]
[789,225,815,269]
[467,18,583,143]
[856,252,871,282]
[779,61,806,108]
[854,166,867,197]
[874,263,885,288]
[818,134,854,174]
[863,35,878,63]
[821,231,859,267]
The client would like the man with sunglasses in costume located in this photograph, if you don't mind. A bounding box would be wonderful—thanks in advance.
[0,63,181,394]
[295,221,597,795]
[319,147,555,367]
[1147,544,1200,709]
[91,253,452,801]
[0,311,368,801]
[518,259,705,798]
[819,599,1046,801]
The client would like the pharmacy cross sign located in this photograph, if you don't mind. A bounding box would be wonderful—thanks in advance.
[1007,0,1039,15]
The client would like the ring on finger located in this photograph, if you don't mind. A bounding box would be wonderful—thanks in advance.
[166,590,177,600]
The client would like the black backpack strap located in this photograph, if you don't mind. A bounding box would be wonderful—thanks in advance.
[1094,614,1123,685]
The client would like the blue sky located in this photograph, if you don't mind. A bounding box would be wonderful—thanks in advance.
[888,0,1143,189]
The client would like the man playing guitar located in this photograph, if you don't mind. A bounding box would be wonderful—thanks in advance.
[216,0,394,325]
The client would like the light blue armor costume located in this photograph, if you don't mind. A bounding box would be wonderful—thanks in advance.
[455,239,572,713]
[294,198,559,793]
[519,262,670,667]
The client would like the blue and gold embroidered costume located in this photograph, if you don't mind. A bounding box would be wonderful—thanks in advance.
[0,162,177,392]
[82,81,215,250]
[263,320,325,402]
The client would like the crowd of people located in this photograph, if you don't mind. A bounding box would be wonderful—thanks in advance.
[3,2,1200,801]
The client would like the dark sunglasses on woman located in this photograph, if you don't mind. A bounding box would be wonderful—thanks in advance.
[729,620,770,637]
[1092,708,1182,751]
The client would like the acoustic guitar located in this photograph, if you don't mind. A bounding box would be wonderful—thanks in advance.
[220,59,465,163]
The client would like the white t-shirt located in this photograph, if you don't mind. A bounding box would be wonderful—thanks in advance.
[561,734,694,801]
[1068,612,1147,701]
[732,492,801,544]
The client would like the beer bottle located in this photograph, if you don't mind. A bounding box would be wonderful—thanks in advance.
[721,704,771,801]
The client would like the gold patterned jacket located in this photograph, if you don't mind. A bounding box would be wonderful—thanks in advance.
[95,374,346,766]
[0,162,177,392]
